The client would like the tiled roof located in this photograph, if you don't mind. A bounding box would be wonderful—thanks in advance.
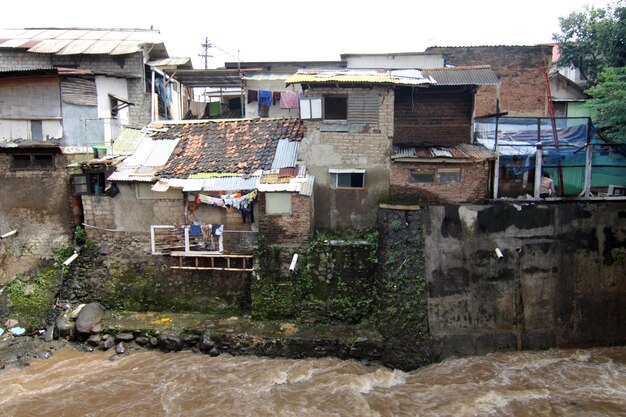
[392,143,496,161]
[154,119,304,178]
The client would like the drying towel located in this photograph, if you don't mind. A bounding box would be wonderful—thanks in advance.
[189,101,207,118]
[208,101,221,116]
[280,91,300,109]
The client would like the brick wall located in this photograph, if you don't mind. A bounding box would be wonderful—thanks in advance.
[390,161,490,203]
[426,46,549,117]
[394,87,474,145]
[258,192,313,245]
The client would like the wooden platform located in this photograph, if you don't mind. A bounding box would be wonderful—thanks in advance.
[169,251,253,271]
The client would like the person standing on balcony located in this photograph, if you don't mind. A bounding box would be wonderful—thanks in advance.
[540,172,556,198]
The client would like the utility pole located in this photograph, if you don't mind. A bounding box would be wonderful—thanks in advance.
[199,37,213,102]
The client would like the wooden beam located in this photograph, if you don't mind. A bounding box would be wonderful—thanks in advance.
[170,266,253,272]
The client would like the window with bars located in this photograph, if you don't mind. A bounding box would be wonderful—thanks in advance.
[409,168,461,183]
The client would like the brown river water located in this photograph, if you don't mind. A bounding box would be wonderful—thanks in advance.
[0,346,625,417]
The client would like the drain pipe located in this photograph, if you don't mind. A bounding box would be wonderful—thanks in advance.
[63,248,81,266]
[289,254,299,274]
[0,230,17,239]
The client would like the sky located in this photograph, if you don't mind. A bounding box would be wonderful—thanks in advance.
[3,0,618,68]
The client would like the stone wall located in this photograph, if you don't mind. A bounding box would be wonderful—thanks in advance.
[300,86,393,232]
[390,161,491,203]
[424,202,626,359]
[426,46,549,117]
[0,153,73,281]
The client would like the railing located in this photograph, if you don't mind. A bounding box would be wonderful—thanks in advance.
[150,225,257,256]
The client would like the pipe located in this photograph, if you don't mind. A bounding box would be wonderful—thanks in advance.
[0,230,17,239]
[495,248,504,260]
[289,254,299,274]
[63,251,79,266]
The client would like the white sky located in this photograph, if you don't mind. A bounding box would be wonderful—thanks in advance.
[3,0,616,68]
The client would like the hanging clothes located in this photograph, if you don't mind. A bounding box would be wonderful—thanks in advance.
[258,90,272,111]
[208,101,221,116]
[280,91,300,109]
[189,101,207,118]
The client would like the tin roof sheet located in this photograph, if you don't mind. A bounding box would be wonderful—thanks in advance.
[0,28,165,57]
[107,169,156,182]
[286,68,434,86]
[392,143,496,161]
[422,66,499,86]
[257,174,314,196]
[111,128,144,155]
[121,138,179,168]
[271,139,299,169]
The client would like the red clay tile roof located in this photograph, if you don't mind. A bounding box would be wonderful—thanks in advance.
[154,119,304,177]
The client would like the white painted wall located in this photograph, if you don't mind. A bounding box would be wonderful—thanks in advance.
[345,54,444,69]
[95,76,129,146]
[245,79,301,119]
[0,119,62,141]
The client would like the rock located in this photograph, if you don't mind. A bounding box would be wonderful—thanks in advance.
[135,336,149,346]
[100,338,115,350]
[115,343,126,354]
[83,346,94,353]
[87,335,101,347]
[55,315,73,339]
[158,335,183,352]
[4,319,18,328]
[183,334,200,346]
[200,334,215,353]
[43,325,54,342]
[115,333,134,343]
[149,337,158,348]
[109,354,124,361]
[75,303,105,334]
[36,351,52,360]
[91,324,102,334]
[209,347,220,357]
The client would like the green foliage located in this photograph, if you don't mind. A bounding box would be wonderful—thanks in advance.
[554,2,626,86]
[3,268,60,331]
[74,225,88,246]
[585,66,626,142]
[611,247,625,265]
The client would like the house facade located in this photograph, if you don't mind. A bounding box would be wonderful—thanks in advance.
[287,66,498,231]
[0,28,185,155]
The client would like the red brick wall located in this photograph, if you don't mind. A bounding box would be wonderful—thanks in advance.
[394,87,474,145]
[390,161,491,203]
[258,192,313,245]
[426,46,549,117]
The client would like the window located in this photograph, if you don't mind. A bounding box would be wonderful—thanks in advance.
[11,154,54,170]
[70,171,108,195]
[31,120,43,141]
[330,169,365,189]
[410,168,461,183]
[324,96,348,120]
[299,97,323,119]
[265,193,292,214]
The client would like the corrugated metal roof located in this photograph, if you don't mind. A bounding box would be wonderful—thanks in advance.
[121,138,179,168]
[286,66,499,87]
[112,128,144,155]
[152,176,261,192]
[286,68,434,86]
[107,169,156,182]
[271,139,299,169]
[242,73,292,81]
[422,66,499,86]
[147,57,193,68]
[392,143,496,161]
[0,28,165,57]
[257,174,314,196]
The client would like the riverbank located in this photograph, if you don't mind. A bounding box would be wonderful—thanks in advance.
[1,309,383,371]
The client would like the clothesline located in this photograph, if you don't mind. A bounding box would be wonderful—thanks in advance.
[195,189,258,210]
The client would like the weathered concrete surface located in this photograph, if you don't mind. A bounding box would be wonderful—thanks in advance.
[424,202,626,360]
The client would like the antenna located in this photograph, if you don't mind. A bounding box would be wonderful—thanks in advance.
[199,37,213,70]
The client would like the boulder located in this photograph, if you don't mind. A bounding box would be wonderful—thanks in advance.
[75,303,105,334]
[4,319,18,328]
[115,333,134,343]
[158,335,183,352]
[200,334,215,353]
[135,336,149,346]
[87,335,101,347]
[55,315,74,339]
[115,343,126,354]
[100,337,115,350]
[209,347,220,357]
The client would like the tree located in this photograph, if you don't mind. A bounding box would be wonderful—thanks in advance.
[553,2,626,86]
[585,66,626,142]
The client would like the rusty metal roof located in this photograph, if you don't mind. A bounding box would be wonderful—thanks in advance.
[392,143,496,161]
[0,28,168,58]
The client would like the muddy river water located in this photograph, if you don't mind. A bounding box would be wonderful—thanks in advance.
[0,346,624,416]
